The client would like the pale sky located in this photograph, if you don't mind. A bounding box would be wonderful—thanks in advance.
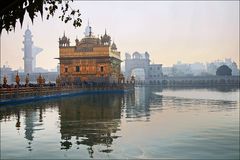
[1,1,239,70]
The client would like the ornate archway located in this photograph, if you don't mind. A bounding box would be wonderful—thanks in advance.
[124,52,150,82]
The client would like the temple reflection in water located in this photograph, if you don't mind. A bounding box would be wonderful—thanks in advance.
[0,86,164,158]
[57,94,123,157]
[1,86,239,159]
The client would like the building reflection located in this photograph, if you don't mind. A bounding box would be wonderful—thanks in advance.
[124,86,163,121]
[212,86,240,92]
[15,110,21,130]
[24,107,44,151]
[0,104,45,151]
[57,94,123,158]
[0,86,238,158]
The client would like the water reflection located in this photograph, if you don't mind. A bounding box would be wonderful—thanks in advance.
[0,94,124,158]
[124,86,163,122]
[0,86,239,159]
[210,86,239,92]
[24,108,44,151]
[56,94,123,158]
[0,105,45,151]
[158,87,239,113]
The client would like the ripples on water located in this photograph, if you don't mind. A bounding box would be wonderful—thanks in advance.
[0,86,239,159]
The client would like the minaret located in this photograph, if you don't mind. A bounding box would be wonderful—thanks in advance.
[23,25,33,74]
[22,46,43,73]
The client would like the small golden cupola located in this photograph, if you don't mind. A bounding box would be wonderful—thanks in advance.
[101,29,111,46]
[59,32,70,47]
[111,41,117,51]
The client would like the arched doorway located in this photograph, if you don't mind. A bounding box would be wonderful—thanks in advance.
[125,52,150,83]
[131,68,146,84]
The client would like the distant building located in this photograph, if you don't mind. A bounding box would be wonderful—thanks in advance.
[172,62,192,76]
[162,67,173,77]
[22,26,43,74]
[148,64,163,84]
[34,67,48,73]
[57,23,121,83]
[23,26,33,73]
[190,62,206,76]
[18,67,24,73]
[131,69,145,81]
[1,65,58,84]
[207,58,239,76]
[206,62,217,75]
[0,65,13,84]
[163,59,239,77]
[216,65,232,76]
[124,51,163,84]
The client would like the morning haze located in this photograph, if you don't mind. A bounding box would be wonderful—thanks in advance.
[1,1,239,70]
[1,1,240,159]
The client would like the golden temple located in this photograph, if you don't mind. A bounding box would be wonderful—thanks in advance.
[58,23,121,83]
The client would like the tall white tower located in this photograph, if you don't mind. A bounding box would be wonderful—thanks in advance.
[23,26,33,74]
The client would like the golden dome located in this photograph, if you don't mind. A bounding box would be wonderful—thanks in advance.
[79,37,99,45]
[111,41,117,50]
[101,29,111,45]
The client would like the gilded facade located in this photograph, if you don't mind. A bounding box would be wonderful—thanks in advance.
[58,24,121,83]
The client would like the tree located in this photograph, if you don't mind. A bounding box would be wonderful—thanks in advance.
[0,0,82,34]
[216,65,232,76]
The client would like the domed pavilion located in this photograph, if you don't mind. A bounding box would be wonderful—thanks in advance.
[57,22,121,83]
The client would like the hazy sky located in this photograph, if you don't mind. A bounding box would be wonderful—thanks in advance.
[1,1,239,70]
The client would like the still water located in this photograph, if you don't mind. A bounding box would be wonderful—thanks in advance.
[0,87,239,159]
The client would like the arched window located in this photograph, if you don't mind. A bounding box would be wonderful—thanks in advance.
[76,66,80,72]
[101,66,104,72]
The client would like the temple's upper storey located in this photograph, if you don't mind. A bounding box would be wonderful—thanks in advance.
[59,23,118,53]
